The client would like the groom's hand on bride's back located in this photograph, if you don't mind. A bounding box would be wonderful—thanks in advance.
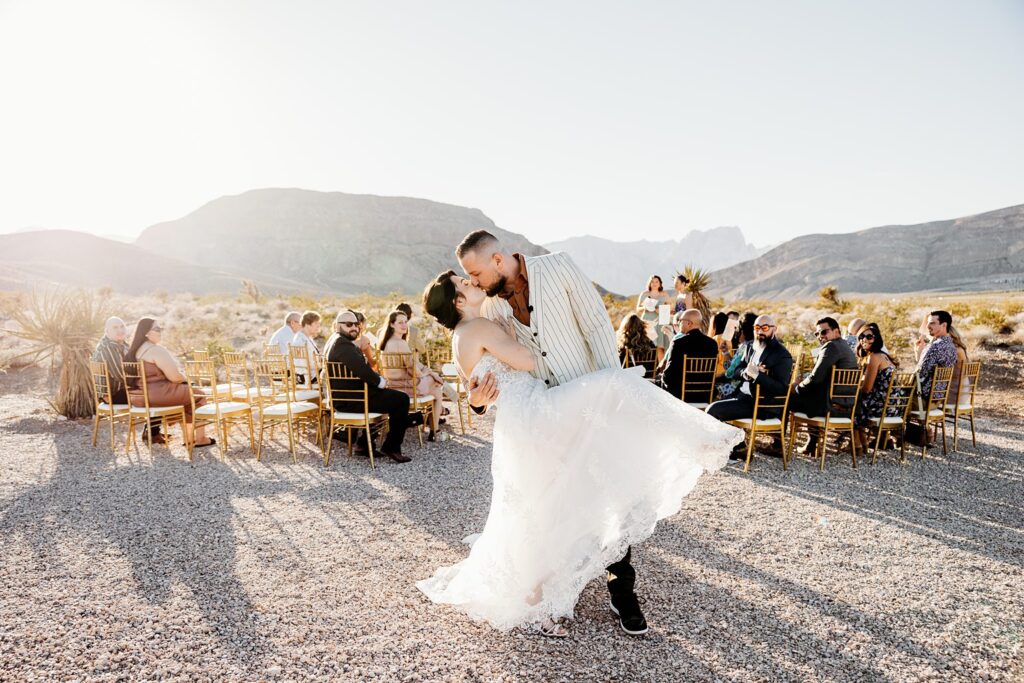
[468,371,499,413]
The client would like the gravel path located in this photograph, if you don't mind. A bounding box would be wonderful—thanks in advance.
[0,393,1021,682]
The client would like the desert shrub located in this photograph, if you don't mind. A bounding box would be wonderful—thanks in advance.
[240,279,263,304]
[164,317,234,365]
[818,285,851,313]
[972,309,1012,334]
[947,302,973,319]
[6,287,113,418]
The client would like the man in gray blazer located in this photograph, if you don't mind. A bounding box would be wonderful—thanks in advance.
[457,229,649,636]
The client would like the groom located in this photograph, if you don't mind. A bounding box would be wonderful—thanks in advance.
[456,229,649,635]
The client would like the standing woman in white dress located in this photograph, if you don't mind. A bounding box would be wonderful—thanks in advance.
[416,271,742,637]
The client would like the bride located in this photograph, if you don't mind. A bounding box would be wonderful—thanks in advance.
[416,271,743,636]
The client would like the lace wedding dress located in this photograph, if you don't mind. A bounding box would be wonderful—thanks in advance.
[416,354,743,631]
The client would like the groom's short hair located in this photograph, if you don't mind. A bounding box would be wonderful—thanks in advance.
[456,230,499,259]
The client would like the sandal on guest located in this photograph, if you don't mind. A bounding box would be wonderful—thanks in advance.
[533,618,569,638]
[194,438,217,449]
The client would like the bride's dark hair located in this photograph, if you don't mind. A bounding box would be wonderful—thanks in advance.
[423,270,463,331]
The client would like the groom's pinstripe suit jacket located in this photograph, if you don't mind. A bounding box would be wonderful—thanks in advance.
[482,251,619,387]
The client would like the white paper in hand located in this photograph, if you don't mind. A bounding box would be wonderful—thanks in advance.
[658,304,671,325]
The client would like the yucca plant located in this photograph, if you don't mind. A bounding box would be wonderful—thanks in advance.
[7,287,113,419]
[680,265,713,333]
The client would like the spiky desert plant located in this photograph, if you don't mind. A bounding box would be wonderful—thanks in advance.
[7,287,113,418]
[680,265,713,333]
[818,285,851,313]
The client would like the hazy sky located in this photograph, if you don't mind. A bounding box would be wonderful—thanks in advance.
[1,1,1022,247]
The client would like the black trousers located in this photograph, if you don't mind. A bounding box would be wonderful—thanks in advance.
[606,547,636,595]
[347,389,411,453]
[706,393,784,421]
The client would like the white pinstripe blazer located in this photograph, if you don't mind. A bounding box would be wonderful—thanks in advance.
[482,251,619,387]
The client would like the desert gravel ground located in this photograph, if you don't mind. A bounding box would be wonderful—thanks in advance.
[0,391,1021,683]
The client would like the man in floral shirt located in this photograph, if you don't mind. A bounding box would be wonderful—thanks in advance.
[916,310,957,402]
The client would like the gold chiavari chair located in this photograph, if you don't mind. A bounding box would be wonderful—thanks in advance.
[867,371,917,464]
[122,361,189,456]
[908,365,954,459]
[88,360,131,451]
[186,360,255,457]
[189,350,210,362]
[225,352,277,403]
[625,348,659,381]
[440,361,469,435]
[726,354,799,473]
[322,361,390,468]
[786,367,863,471]
[286,344,324,404]
[252,358,321,462]
[945,361,982,452]
[263,343,284,358]
[426,346,452,373]
[378,351,435,447]
[680,356,718,409]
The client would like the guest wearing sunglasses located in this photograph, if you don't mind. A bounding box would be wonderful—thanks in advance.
[789,317,859,455]
[853,323,902,453]
[706,315,794,459]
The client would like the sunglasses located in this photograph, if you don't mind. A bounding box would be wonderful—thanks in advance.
[858,333,875,340]
[814,329,831,337]
[338,321,358,328]
[753,324,775,332]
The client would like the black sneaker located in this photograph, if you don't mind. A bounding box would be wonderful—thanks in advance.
[609,592,648,635]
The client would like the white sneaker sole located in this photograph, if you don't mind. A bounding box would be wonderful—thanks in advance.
[609,598,649,635]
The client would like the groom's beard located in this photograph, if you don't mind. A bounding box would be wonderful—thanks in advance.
[484,275,508,298]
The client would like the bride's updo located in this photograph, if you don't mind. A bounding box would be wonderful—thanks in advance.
[423,270,462,331]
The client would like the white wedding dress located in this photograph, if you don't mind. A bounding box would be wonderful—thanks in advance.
[416,354,743,631]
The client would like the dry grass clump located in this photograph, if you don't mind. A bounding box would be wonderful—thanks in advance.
[5,288,113,418]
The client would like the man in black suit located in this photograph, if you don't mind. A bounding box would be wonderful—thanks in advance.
[706,315,794,459]
[789,316,859,454]
[326,310,420,463]
[659,309,718,401]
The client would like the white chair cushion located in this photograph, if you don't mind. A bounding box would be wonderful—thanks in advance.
[332,411,384,421]
[195,401,250,416]
[261,401,319,417]
[232,386,276,400]
[791,412,810,419]
[412,394,435,405]
[686,402,709,410]
[944,403,973,412]
[292,389,322,402]
[98,402,130,412]
[868,416,904,426]
[196,383,233,395]
[441,362,458,376]
[792,412,851,425]
[728,417,782,428]
[130,405,183,416]
[910,409,944,419]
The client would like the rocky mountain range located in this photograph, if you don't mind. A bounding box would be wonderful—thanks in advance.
[2,192,1022,299]
[544,227,765,296]
[708,203,1024,299]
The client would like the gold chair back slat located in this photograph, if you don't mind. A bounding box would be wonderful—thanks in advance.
[263,343,284,358]
[89,360,115,407]
[189,350,210,362]
[680,356,717,404]
[625,348,659,380]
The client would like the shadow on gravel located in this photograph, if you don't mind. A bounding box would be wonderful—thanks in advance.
[725,428,1024,569]
[0,430,360,675]
[640,534,956,681]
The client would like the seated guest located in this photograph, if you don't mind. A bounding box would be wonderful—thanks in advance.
[706,315,793,458]
[717,312,757,399]
[659,309,718,401]
[395,302,425,355]
[327,310,420,463]
[710,311,733,378]
[125,318,213,448]
[617,313,658,371]
[92,316,130,403]
[379,310,446,440]
[790,316,859,454]
[352,311,378,371]
[845,318,867,349]
[290,310,322,385]
[947,324,971,406]
[853,323,902,453]
[269,311,301,355]
[915,310,958,404]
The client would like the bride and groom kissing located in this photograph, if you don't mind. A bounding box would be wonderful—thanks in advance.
[415,230,742,638]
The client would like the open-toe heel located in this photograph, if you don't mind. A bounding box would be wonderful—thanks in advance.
[534,618,569,638]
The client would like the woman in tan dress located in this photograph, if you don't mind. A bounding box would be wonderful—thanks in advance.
[125,318,214,448]
[379,310,446,439]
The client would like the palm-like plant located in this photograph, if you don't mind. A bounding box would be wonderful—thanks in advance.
[6,288,113,418]
[680,265,713,333]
